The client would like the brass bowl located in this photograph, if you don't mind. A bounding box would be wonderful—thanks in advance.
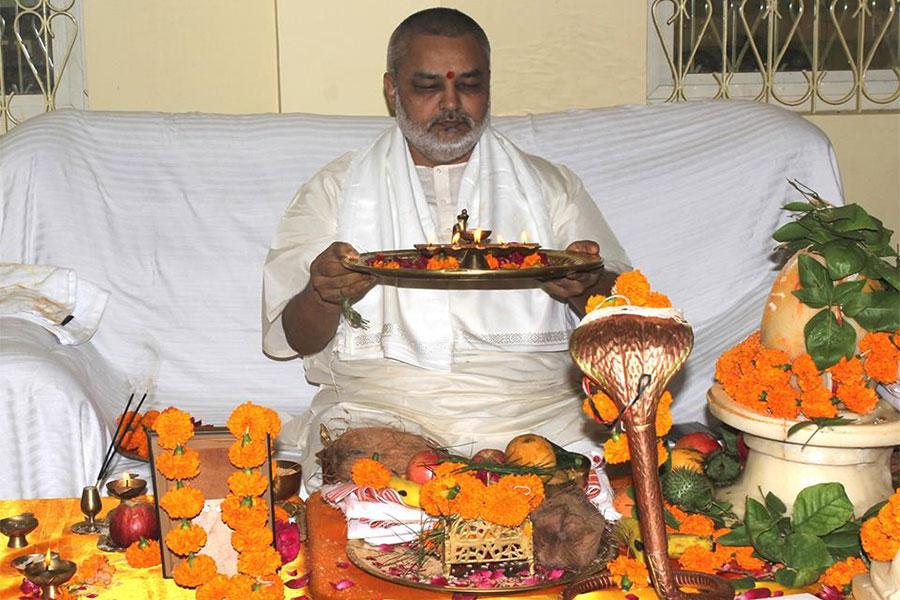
[106,474,147,501]
[1,513,38,548]
[272,460,302,502]
[12,551,59,571]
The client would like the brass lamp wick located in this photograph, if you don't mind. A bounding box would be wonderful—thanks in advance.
[609,373,652,432]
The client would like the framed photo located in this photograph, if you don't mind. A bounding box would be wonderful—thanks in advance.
[147,427,277,577]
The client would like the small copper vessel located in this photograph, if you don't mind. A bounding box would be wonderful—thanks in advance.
[1,513,38,548]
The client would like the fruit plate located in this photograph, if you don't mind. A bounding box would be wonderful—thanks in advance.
[345,538,583,595]
[342,249,604,283]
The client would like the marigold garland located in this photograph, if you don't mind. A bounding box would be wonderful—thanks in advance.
[228,439,268,470]
[482,484,531,527]
[227,471,269,498]
[221,494,269,532]
[173,554,218,588]
[125,537,161,568]
[232,528,274,553]
[226,402,281,440]
[861,488,900,562]
[156,448,201,481]
[859,331,900,384]
[236,546,283,578]
[351,457,393,488]
[495,474,545,511]
[166,522,209,556]
[195,574,230,600]
[154,407,196,450]
[818,556,868,590]
[160,485,206,520]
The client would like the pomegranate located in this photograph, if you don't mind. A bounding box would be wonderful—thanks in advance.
[108,500,159,548]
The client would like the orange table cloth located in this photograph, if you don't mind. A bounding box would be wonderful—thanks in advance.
[0,497,309,599]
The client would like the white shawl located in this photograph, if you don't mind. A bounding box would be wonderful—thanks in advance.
[335,125,577,370]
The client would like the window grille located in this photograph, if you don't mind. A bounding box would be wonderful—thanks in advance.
[1,0,83,133]
[648,0,899,112]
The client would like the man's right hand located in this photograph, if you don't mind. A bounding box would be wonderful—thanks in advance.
[308,242,376,305]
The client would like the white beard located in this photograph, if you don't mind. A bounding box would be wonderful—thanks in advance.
[394,91,489,164]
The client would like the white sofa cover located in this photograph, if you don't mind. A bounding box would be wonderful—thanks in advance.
[0,101,843,499]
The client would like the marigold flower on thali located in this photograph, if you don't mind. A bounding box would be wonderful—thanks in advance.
[228,439,268,469]
[165,522,208,556]
[521,253,542,268]
[156,447,201,481]
[677,543,722,574]
[656,391,673,436]
[860,331,900,384]
[800,386,837,419]
[837,383,879,415]
[645,290,672,308]
[485,253,499,270]
[603,435,630,464]
[829,356,866,385]
[818,556,868,590]
[607,555,649,590]
[226,401,281,440]
[674,513,715,537]
[496,474,545,511]
[153,407,195,450]
[236,546,282,578]
[583,389,618,423]
[172,553,217,588]
[481,484,530,526]
[221,494,269,532]
[765,385,800,420]
[160,485,205,520]
[420,475,459,516]
[227,470,269,498]
[731,546,765,571]
[125,538,161,568]
[75,554,116,587]
[351,458,392,488]
[232,527,274,553]
[432,461,467,478]
[195,574,230,600]
[451,475,487,520]
[791,353,822,390]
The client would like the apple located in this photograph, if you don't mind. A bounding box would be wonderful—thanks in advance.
[472,448,506,485]
[405,449,443,485]
[736,432,749,463]
[108,500,159,548]
[673,431,721,457]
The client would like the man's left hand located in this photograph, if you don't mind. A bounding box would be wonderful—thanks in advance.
[541,240,603,302]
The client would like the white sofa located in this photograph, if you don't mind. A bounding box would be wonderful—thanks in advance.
[0,101,843,499]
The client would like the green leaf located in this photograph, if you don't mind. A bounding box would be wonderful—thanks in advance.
[773,221,812,243]
[745,497,775,538]
[831,280,866,306]
[870,258,900,292]
[851,290,900,332]
[719,425,739,456]
[716,524,752,546]
[822,522,862,561]
[804,309,857,369]
[663,507,681,530]
[784,531,833,570]
[792,286,832,308]
[860,500,887,523]
[728,577,757,591]
[787,420,818,437]
[792,482,855,536]
[783,202,816,212]
[821,204,881,232]
[822,239,867,279]
[775,566,823,588]
[755,528,786,563]
[798,254,831,289]
[765,491,787,516]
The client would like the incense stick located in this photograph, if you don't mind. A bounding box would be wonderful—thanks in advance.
[96,393,133,483]
[96,392,147,484]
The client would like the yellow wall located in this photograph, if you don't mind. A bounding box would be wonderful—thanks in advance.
[80,1,899,233]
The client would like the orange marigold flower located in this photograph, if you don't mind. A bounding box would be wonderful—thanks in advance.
[125,537,161,568]
[800,386,837,419]
[732,546,765,571]
[452,480,487,520]
[829,356,866,385]
[607,554,650,590]
[172,554,217,588]
[765,385,800,420]
[221,494,269,532]
[250,575,285,600]
[584,389,618,423]
[76,554,116,587]
[585,293,625,313]
[420,474,461,516]
[521,253,543,268]
[274,505,290,522]
[232,527,274,553]
[603,435,630,464]
[861,514,899,562]
[818,556,868,590]
[645,291,672,308]
[228,470,269,498]
[227,401,281,440]
[351,458,392,488]
[142,409,160,428]
[676,513,715,537]
[156,447,201,481]
[613,270,651,305]
[236,546,282,578]
[432,461,467,478]
[485,253,499,270]
[166,522,208,556]
[837,383,879,415]
[160,485,205,520]
[481,484,531,526]
[196,574,230,600]
[228,439,268,469]
[678,543,721,574]
[860,331,900,384]
[225,574,255,599]
[497,474,545,511]
[656,391,673,437]
[791,353,823,390]
[153,407,195,450]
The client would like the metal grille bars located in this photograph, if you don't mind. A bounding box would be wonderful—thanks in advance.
[649,0,899,112]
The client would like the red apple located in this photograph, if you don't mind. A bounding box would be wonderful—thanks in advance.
[472,448,506,485]
[108,500,159,548]
[673,431,721,456]
[736,432,749,463]
[405,449,443,485]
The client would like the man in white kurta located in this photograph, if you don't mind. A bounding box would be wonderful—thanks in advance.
[262,8,631,487]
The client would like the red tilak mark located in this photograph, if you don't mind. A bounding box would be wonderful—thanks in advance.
[446,70,455,79]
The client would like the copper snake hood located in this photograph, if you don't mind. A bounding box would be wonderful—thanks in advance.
[569,305,730,600]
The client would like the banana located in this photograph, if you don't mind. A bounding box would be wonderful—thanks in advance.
[613,517,713,560]
[388,476,421,508]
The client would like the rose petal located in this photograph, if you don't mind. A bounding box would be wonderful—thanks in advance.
[735,589,773,600]
[335,560,349,568]
[430,576,448,586]
[285,573,310,589]
[331,578,355,591]
[547,568,565,580]
[625,595,639,600]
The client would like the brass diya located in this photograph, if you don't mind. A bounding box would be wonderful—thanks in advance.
[1,512,38,548]
[570,305,730,600]
[12,551,59,571]
[272,460,302,502]
[25,555,77,599]
[106,473,147,501]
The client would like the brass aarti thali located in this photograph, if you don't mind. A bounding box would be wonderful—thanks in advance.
[343,249,604,283]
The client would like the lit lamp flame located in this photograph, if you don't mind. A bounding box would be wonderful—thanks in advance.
[122,472,131,486]
[520,231,529,244]
[451,232,460,245]
[426,235,435,247]
[474,228,483,244]
[44,548,52,568]
[497,234,506,244]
